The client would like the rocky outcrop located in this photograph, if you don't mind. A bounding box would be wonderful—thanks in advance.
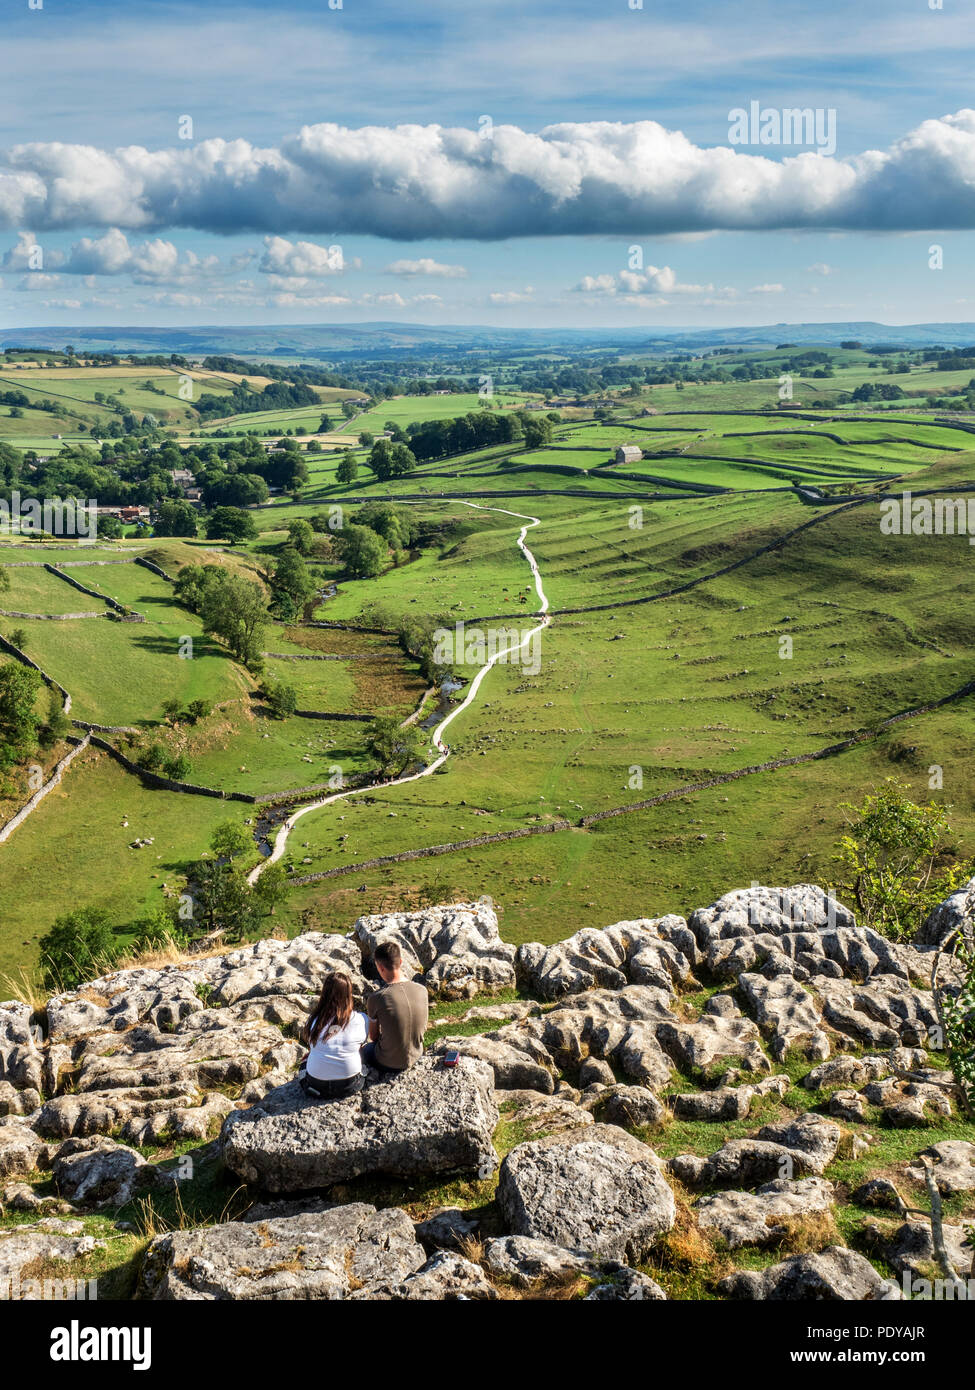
[221,1057,499,1191]
[905,1140,975,1195]
[0,1123,44,1180]
[514,917,694,1000]
[353,903,515,999]
[497,1124,676,1263]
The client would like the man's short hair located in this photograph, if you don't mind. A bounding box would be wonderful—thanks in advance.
[374,941,402,972]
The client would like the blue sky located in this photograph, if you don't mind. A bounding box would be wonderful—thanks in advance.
[1,0,974,330]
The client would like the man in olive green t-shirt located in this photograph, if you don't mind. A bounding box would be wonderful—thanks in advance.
[363,940,429,1077]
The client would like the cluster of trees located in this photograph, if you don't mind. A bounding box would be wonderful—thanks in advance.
[194,378,321,421]
[851,382,906,402]
[174,564,268,667]
[403,408,553,464]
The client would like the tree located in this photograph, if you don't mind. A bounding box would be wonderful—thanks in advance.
[161,697,183,725]
[8,628,26,651]
[210,820,252,861]
[0,662,41,769]
[365,715,426,777]
[358,431,375,447]
[336,451,359,484]
[96,515,124,539]
[334,523,386,579]
[205,506,259,544]
[39,686,70,748]
[199,573,268,666]
[273,548,316,613]
[832,780,970,941]
[154,500,199,538]
[190,858,262,943]
[319,413,334,433]
[185,698,213,724]
[38,906,119,990]
[286,519,315,555]
[253,861,288,916]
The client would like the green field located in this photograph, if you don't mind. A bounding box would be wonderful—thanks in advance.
[3,355,975,982]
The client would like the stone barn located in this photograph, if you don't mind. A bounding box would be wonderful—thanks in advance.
[614,444,643,465]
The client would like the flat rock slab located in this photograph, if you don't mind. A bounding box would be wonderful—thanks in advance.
[140,1203,425,1300]
[221,1056,499,1192]
[906,1140,975,1196]
[497,1123,675,1264]
[0,1221,105,1289]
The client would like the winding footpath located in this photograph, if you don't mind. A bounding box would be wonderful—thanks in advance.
[247,502,550,884]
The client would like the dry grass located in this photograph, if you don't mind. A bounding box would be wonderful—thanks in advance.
[767,1208,839,1254]
[0,966,46,1011]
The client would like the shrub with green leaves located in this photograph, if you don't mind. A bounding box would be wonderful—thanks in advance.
[832,779,970,941]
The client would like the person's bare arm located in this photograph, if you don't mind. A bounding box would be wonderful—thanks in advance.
[368,1016,380,1042]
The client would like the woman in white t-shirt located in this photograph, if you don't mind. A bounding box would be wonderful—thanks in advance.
[297,972,366,1101]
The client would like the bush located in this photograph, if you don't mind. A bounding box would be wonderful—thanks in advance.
[39,907,119,990]
[832,779,970,941]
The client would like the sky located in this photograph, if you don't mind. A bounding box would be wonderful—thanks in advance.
[1,0,974,331]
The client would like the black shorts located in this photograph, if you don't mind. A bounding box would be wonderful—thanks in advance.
[298,1069,364,1101]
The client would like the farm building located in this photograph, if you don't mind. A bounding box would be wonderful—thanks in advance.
[614,444,643,465]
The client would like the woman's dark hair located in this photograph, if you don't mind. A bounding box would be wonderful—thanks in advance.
[302,971,354,1047]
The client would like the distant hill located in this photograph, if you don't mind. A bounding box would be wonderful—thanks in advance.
[3,320,975,357]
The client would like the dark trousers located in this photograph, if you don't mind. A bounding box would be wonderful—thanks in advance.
[298,1068,364,1101]
[361,1040,404,1082]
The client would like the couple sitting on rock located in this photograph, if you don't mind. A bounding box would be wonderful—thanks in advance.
[297,941,429,1101]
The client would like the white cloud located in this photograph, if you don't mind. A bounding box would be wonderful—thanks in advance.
[5,111,975,239]
[749,282,785,293]
[574,267,712,296]
[489,287,534,304]
[384,257,468,278]
[807,261,832,275]
[258,235,348,277]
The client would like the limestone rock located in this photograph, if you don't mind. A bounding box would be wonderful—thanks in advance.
[414,1207,480,1254]
[906,1140,975,1196]
[720,1246,901,1300]
[886,1220,974,1280]
[670,1074,788,1122]
[497,1123,675,1263]
[483,1234,593,1287]
[515,918,693,1001]
[495,1089,594,1140]
[140,1203,426,1299]
[361,1250,497,1300]
[0,1122,43,1180]
[696,1178,835,1249]
[53,1137,174,1208]
[592,1085,664,1129]
[221,1057,499,1191]
[916,876,975,948]
[353,903,515,1000]
[584,1266,668,1300]
[0,1220,104,1290]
